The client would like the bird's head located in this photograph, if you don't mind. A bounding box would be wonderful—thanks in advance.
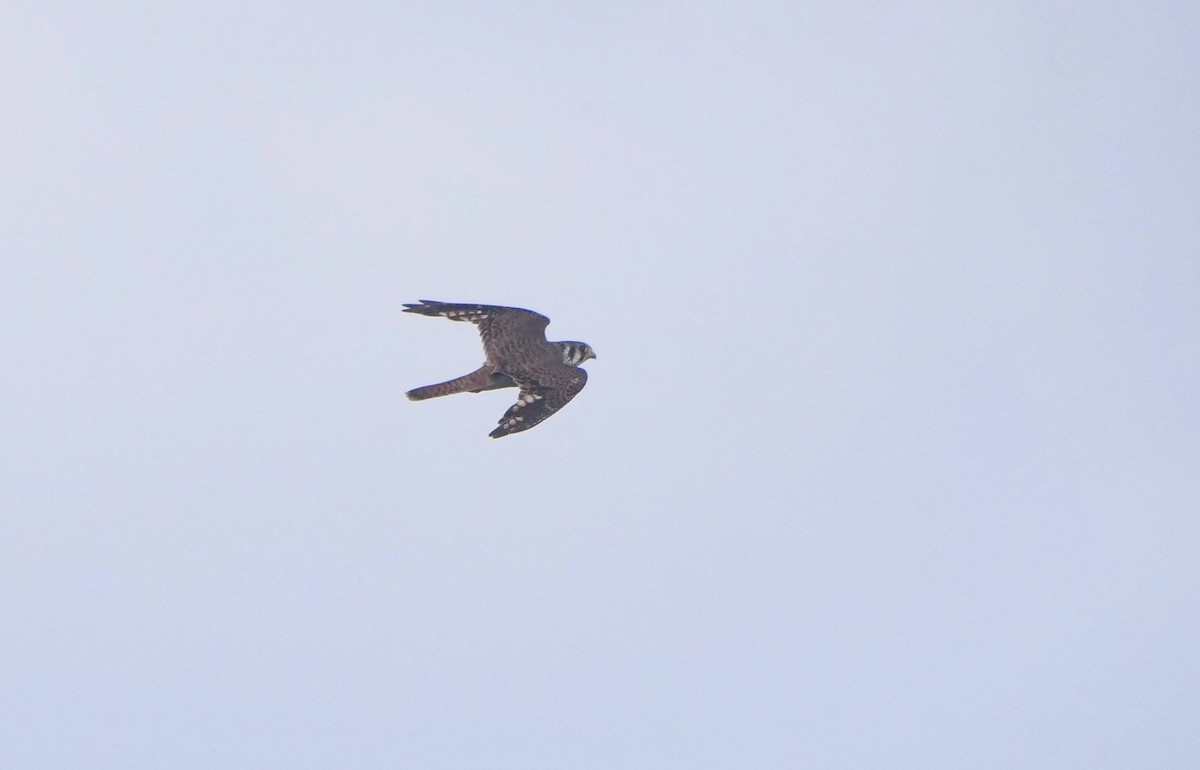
[560,341,596,366]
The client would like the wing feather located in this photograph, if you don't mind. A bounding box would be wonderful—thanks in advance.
[401,300,550,361]
[489,368,587,438]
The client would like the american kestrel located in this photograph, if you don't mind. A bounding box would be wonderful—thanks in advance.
[403,300,596,438]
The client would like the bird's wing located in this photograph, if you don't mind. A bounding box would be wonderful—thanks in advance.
[489,367,587,438]
[402,300,550,360]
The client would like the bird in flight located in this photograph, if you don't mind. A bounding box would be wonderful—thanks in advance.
[403,300,596,438]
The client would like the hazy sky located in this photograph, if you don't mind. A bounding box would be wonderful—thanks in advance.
[3,2,1198,768]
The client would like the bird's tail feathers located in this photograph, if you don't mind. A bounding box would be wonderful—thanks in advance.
[406,366,500,401]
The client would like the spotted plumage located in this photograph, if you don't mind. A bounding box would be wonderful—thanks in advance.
[402,300,596,438]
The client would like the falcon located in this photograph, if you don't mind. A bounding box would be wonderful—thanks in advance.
[402,300,596,438]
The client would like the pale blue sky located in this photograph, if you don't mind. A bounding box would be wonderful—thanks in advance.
[3,2,1198,768]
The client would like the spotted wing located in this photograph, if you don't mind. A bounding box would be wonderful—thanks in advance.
[489,367,588,438]
[402,300,550,361]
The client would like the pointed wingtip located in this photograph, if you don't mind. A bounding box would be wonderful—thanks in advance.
[402,299,450,315]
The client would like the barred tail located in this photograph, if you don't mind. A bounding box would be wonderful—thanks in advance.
[406,366,498,401]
